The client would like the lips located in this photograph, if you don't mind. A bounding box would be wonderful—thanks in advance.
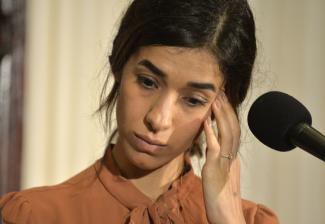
[135,133,167,146]
[133,133,167,154]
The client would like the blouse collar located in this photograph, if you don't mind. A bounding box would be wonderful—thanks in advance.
[94,147,198,223]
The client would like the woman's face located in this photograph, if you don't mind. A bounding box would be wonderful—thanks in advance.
[115,46,223,171]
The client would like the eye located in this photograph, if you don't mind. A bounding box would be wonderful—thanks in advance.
[183,96,207,107]
[137,75,158,89]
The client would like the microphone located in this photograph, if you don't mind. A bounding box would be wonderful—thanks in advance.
[247,91,325,162]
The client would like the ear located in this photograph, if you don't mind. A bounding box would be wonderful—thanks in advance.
[113,72,121,83]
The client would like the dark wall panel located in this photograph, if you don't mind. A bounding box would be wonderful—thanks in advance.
[0,0,25,200]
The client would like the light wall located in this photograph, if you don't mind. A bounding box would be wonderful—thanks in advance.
[240,1,325,223]
[23,1,325,223]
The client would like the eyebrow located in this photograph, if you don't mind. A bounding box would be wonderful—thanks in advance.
[138,59,216,92]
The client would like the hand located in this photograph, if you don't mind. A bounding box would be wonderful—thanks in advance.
[201,93,246,224]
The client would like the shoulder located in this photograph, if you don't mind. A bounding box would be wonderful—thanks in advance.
[241,199,279,224]
[0,161,99,223]
[0,191,32,223]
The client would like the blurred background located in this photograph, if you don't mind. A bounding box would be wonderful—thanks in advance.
[0,0,324,223]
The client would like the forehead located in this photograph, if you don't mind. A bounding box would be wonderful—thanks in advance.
[128,46,223,86]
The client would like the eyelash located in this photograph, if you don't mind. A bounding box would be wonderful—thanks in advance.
[136,75,208,107]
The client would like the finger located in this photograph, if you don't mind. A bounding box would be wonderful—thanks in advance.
[203,116,220,157]
[204,116,230,174]
[206,98,234,172]
[220,93,241,157]
[211,95,233,156]
[229,158,241,198]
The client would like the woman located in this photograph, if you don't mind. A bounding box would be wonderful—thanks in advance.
[1,0,279,223]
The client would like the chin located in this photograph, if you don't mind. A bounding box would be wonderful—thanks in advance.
[127,149,166,171]
[120,133,184,172]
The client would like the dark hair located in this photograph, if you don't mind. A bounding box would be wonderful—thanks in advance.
[97,0,256,152]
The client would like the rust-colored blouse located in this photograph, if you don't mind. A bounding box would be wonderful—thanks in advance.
[0,151,279,224]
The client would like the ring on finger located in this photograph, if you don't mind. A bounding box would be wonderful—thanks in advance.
[220,152,233,160]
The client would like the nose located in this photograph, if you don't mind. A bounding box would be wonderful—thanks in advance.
[144,95,174,133]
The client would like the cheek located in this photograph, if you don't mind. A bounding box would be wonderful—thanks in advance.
[116,83,149,129]
[174,116,204,145]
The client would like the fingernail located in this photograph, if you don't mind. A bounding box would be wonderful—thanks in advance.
[221,92,228,102]
[207,116,212,126]
[214,99,221,109]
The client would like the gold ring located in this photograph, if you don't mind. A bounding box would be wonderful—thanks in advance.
[220,153,233,160]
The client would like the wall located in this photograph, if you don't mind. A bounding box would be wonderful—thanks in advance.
[22,1,325,223]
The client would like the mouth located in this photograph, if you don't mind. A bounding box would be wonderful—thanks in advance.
[134,133,167,147]
[133,133,167,154]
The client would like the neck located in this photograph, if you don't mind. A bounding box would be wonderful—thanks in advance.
[133,155,185,201]
[110,144,185,201]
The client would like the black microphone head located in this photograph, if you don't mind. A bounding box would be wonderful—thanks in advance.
[248,91,312,151]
